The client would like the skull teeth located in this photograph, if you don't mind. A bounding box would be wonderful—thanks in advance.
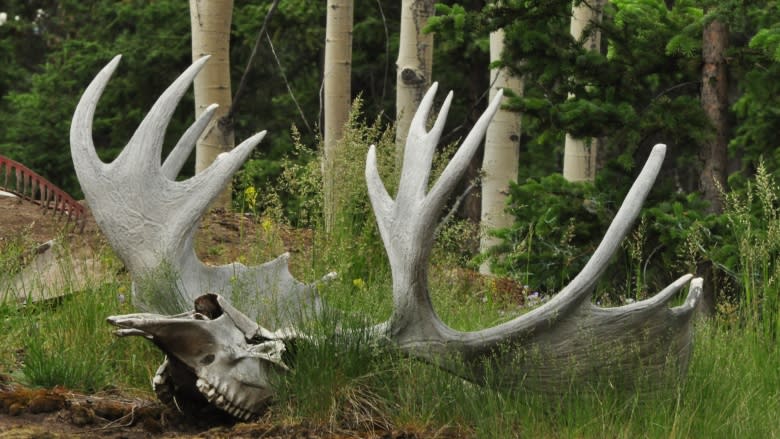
[152,360,170,391]
[196,376,255,421]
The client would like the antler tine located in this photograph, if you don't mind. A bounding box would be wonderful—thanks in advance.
[468,144,667,332]
[426,89,503,217]
[365,145,393,248]
[624,273,693,309]
[555,145,666,298]
[162,103,218,180]
[172,131,266,236]
[397,83,454,202]
[117,55,211,171]
[680,277,703,312]
[70,55,122,176]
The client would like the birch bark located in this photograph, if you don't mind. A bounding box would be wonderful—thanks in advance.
[190,0,235,207]
[395,0,435,160]
[323,0,354,230]
[562,0,604,182]
[479,29,523,274]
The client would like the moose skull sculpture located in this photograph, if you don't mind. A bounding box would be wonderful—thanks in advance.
[72,57,701,420]
[108,293,297,419]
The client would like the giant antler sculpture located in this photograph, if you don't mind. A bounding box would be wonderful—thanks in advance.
[87,58,700,420]
[71,55,320,326]
[365,85,701,391]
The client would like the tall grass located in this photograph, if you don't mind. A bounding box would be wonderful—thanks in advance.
[722,161,780,340]
[269,313,779,437]
[20,282,160,392]
[270,308,396,432]
[0,242,160,392]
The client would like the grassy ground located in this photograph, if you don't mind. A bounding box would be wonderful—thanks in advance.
[1,234,778,438]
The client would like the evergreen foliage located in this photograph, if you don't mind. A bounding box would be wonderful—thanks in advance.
[0,0,191,196]
[431,0,780,301]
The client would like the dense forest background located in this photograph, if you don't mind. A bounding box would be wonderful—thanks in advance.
[2,0,780,310]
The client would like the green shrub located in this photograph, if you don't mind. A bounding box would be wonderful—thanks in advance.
[485,171,723,303]
[486,173,610,293]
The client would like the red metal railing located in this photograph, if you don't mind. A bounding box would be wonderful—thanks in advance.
[0,155,86,232]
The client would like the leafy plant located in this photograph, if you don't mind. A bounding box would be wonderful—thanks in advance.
[486,173,609,293]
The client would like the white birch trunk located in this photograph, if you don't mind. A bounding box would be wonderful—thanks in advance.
[562,0,605,182]
[479,29,523,275]
[323,0,354,230]
[190,0,235,208]
[395,0,435,159]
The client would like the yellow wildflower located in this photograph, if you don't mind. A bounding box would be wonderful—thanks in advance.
[261,218,273,233]
[244,186,257,211]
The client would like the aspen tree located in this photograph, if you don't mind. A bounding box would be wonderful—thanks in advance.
[323,0,354,230]
[190,0,235,207]
[562,0,604,182]
[479,28,523,274]
[395,0,435,160]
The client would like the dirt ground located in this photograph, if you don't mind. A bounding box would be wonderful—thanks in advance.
[0,380,440,438]
[0,196,451,438]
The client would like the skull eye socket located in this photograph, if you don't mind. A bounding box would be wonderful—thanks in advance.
[194,294,223,319]
[200,354,215,365]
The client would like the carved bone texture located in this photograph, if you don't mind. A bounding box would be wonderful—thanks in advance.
[366,84,701,392]
[70,56,320,327]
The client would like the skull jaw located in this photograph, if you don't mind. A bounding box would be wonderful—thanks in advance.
[151,356,229,421]
[153,355,276,421]
[194,353,281,420]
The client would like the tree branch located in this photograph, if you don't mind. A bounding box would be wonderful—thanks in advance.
[265,33,313,134]
[224,0,281,124]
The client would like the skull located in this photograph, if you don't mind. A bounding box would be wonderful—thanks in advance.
[107,294,298,420]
